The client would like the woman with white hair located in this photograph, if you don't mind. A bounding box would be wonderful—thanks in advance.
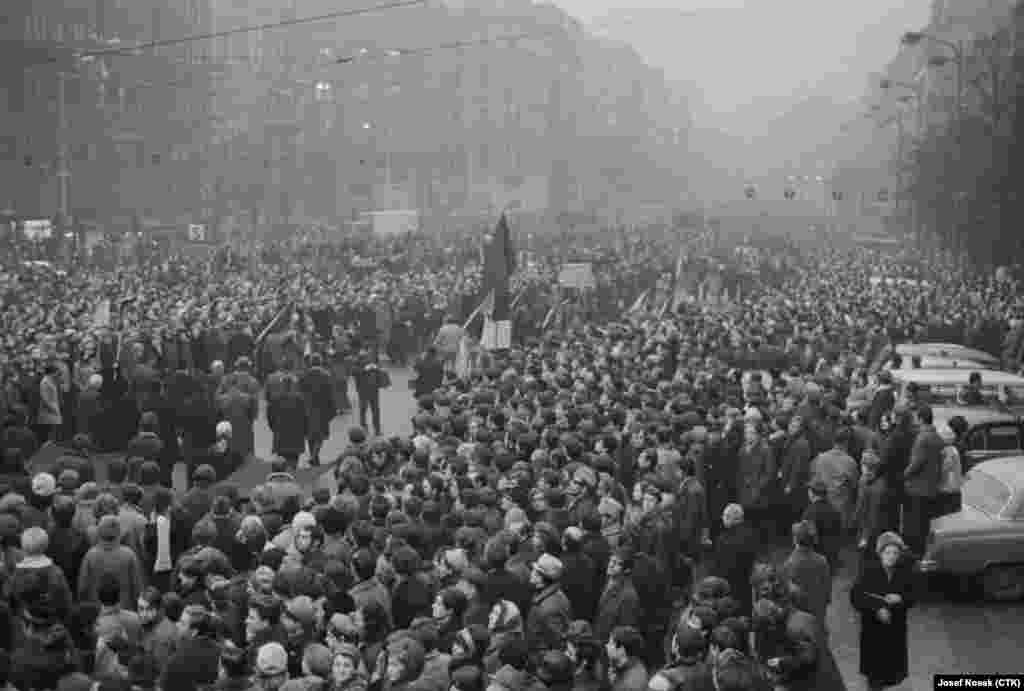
[708,504,758,614]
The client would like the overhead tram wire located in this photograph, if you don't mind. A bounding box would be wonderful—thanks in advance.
[29,0,425,68]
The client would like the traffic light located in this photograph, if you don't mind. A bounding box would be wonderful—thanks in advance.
[877,188,889,202]
[832,191,843,201]
[784,188,796,200]
[744,186,756,199]
[151,153,161,165]
[23,155,32,167]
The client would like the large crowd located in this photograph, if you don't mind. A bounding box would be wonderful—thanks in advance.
[0,225,1023,691]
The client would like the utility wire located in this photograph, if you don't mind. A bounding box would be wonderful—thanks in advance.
[50,0,425,62]
[334,31,555,63]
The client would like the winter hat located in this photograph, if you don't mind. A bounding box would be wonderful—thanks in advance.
[875,531,906,556]
[57,468,80,492]
[285,595,317,629]
[31,472,56,498]
[0,493,26,514]
[532,553,563,581]
[256,642,289,677]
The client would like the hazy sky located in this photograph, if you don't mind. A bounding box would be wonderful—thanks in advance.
[554,0,930,134]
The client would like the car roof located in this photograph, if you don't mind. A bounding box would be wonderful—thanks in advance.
[891,368,1024,385]
[894,343,999,362]
[972,456,1024,488]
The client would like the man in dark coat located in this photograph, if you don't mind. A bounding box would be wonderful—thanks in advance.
[781,521,831,638]
[299,353,335,467]
[708,503,758,613]
[353,350,388,437]
[903,404,944,556]
[593,548,640,643]
[268,376,308,469]
[412,346,445,398]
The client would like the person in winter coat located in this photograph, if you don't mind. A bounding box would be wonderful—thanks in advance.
[778,413,814,525]
[903,405,944,556]
[9,600,79,690]
[77,514,144,610]
[412,346,445,399]
[708,504,758,614]
[809,427,859,533]
[269,376,309,469]
[850,532,915,690]
[217,386,257,462]
[300,353,335,468]
[802,479,843,573]
[781,521,831,637]
[647,622,711,691]
[353,351,389,438]
[593,548,640,644]
[525,554,571,657]
[855,448,890,565]
[559,527,598,622]
[9,526,73,621]
[735,424,777,541]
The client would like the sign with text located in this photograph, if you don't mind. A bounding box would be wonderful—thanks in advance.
[558,262,596,290]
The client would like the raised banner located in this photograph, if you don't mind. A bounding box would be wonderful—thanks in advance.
[480,318,512,351]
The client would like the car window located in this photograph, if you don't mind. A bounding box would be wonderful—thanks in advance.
[986,425,1022,452]
[966,429,987,451]
[962,470,1011,516]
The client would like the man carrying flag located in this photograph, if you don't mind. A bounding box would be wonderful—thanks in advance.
[480,212,516,351]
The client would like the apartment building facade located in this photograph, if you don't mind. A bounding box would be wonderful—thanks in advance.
[0,0,216,239]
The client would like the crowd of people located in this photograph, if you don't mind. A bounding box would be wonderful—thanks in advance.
[0,224,1022,691]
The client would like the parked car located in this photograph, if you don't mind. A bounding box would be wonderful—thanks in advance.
[919,456,1024,601]
[890,368,1024,416]
[932,405,1024,471]
[871,342,1000,372]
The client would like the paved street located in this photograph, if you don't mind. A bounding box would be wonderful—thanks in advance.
[220,365,418,496]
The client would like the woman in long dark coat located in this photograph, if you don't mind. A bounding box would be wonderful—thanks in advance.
[850,531,916,690]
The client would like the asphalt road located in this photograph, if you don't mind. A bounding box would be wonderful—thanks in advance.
[218,365,418,496]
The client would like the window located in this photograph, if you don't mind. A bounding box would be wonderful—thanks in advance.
[962,470,1010,516]
[986,425,1022,452]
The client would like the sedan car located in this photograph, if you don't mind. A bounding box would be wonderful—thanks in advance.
[932,405,1024,471]
[919,456,1024,600]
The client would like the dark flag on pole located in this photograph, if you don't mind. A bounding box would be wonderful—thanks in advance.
[483,212,516,322]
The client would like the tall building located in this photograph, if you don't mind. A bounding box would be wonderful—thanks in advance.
[0,0,216,241]
[208,0,694,235]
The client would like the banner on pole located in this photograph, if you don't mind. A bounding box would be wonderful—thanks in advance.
[480,318,512,350]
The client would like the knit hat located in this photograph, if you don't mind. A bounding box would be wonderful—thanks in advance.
[57,468,80,492]
[256,642,289,677]
[31,473,56,498]
[572,465,597,489]
[875,531,906,556]
[533,553,563,581]
[329,613,360,639]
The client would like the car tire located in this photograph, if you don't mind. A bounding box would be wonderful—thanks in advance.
[981,565,1024,602]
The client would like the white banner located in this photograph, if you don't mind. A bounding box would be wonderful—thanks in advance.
[480,318,511,351]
